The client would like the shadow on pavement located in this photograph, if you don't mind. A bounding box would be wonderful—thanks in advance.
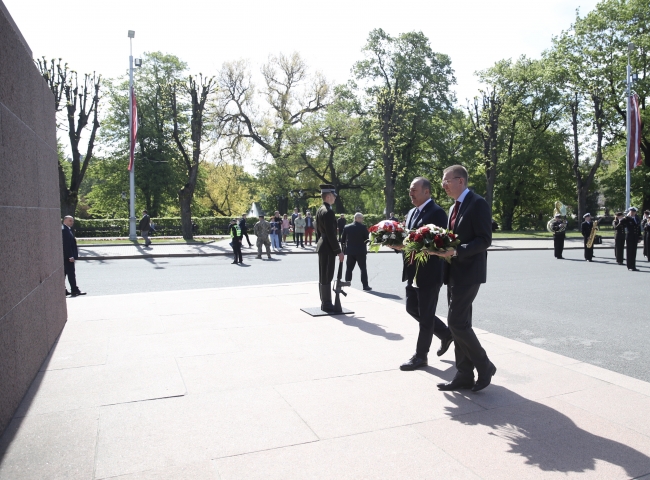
[367,291,403,301]
[442,386,650,477]
[333,315,404,341]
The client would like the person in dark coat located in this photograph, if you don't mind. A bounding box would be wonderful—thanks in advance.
[550,213,566,259]
[430,165,494,392]
[581,213,595,262]
[316,184,344,312]
[62,216,86,297]
[388,177,453,372]
[613,212,626,265]
[337,214,347,243]
[622,207,641,271]
[239,214,253,248]
[341,213,371,291]
[139,210,152,247]
[229,219,243,264]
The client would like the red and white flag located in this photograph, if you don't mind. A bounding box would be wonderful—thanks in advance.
[628,94,642,170]
[128,87,138,171]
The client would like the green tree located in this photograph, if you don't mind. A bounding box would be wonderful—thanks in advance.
[352,29,456,215]
[96,52,189,217]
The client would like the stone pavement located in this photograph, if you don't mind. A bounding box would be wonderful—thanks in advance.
[78,236,616,260]
[1,282,650,479]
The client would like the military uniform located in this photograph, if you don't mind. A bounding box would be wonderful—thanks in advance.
[550,216,566,259]
[253,217,272,259]
[316,184,342,311]
[613,214,626,265]
[581,216,595,261]
[622,209,641,271]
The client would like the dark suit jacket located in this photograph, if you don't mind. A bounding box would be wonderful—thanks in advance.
[443,190,492,286]
[341,222,369,256]
[62,225,78,260]
[316,203,341,255]
[402,200,448,286]
[581,221,594,240]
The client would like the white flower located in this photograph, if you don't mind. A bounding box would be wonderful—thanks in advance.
[389,233,396,239]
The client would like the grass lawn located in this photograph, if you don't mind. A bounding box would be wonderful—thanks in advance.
[77,236,228,245]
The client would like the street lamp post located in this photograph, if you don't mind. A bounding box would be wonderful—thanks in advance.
[128,30,137,240]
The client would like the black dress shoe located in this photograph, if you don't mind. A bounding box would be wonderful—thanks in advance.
[437,336,453,357]
[70,291,87,297]
[437,378,475,391]
[629,268,639,271]
[472,363,497,392]
[400,355,427,371]
[231,261,239,264]
[65,290,71,296]
[363,285,372,291]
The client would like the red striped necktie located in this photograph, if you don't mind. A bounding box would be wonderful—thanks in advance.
[450,201,461,231]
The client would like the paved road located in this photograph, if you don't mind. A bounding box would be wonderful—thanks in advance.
[74,247,650,382]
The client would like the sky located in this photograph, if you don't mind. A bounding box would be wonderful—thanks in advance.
[6,0,602,105]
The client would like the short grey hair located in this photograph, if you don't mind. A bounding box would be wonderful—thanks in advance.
[442,165,469,184]
[354,212,363,221]
[412,177,432,194]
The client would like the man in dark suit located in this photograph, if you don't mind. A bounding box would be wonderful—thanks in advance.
[341,213,371,291]
[581,213,595,262]
[430,165,494,392]
[389,177,453,371]
[622,207,641,271]
[316,184,344,312]
[62,216,86,297]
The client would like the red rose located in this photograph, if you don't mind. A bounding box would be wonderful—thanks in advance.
[448,233,456,240]
[434,238,444,248]
[369,225,378,233]
[413,233,424,242]
[419,226,431,235]
[408,232,417,241]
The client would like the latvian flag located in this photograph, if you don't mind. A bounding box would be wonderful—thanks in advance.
[628,94,642,170]
[128,87,138,171]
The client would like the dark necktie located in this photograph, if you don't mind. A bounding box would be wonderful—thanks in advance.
[450,201,461,231]
[409,209,420,229]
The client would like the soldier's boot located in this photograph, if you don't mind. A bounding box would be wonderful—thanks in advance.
[256,255,262,259]
[320,283,336,312]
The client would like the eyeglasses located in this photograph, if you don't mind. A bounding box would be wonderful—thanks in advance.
[441,177,462,186]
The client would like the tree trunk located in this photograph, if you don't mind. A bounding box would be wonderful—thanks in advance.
[179,185,194,240]
[334,194,345,213]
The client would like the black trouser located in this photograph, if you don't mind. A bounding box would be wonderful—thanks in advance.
[553,233,565,258]
[242,232,252,247]
[64,260,79,293]
[644,232,648,259]
[405,283,451,357]
[446,283,489,380]
[232,239,242,263]
[583,239,593,261]
[626,234,638,269]
[345,254,369,287]
[615,234,625,264]
[295,233,304,247]
[318,252,336,285]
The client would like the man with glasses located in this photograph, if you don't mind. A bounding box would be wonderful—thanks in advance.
[430,165,495,392]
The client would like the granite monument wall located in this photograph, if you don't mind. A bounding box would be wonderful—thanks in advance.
[0,0,67,434]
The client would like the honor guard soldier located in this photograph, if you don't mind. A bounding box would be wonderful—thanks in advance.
[613,212,626,265]
[316,184,344,312]
[550,213,566,259]
[581,213,595,262]
[622,207,641,271]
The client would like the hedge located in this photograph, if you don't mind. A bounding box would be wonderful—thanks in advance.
[72,214,398,238]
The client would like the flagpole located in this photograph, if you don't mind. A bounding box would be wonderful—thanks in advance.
[625,43,632,211]
[128,31,136,241]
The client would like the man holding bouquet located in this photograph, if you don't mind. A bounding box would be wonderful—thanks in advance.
[430,165,495,392]
[391,177,453,371]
